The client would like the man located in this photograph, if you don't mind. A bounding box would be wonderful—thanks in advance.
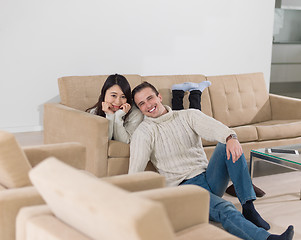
[129,82,294,240]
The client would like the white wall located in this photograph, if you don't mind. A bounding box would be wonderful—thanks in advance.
[0,0,275,132]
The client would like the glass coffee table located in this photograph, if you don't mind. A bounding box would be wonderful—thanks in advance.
[250,144,301,199]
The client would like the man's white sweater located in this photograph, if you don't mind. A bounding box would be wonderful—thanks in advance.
[129,106,235,186]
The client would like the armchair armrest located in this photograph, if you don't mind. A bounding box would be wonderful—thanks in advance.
[44,103,109,177]
[270,93,301,120]
[134,185,209,232]
[0,186,44,240]
[102,171,165,192]
[16,205,90,240]
[23,142,86,170]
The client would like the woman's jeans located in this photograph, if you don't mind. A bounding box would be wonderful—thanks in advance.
[180,143,270,240]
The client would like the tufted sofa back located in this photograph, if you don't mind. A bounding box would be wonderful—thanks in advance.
[207,72,272,127]
[58,72,270,127]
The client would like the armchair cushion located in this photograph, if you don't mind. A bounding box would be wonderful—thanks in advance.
[29,157,175,240]
[0,131,32,188]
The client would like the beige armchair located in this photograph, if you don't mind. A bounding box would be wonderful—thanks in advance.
[0,128,165,240]
[0,130,86,240]
[16,157,238,240]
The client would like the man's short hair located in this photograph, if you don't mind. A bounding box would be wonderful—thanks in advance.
[132,82,159,106]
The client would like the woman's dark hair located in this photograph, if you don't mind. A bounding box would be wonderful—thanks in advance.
[86,74,132,118]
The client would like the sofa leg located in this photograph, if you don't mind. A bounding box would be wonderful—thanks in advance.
[225,183,266,198]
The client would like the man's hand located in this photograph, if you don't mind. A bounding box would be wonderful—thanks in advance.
[102,102,114,114]
[226,139,243,163]
[120,103,131,114]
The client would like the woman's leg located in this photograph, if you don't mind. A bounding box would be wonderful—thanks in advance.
[188,90,202,110]
[171,90,184,110]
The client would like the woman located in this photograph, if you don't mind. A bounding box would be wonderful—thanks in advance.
[86,74,143,144]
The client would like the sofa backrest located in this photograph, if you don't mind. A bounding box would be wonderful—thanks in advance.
[58,74,142,111]
[207,72,272,127]
[57,72,270,126]
[30,158,175,240]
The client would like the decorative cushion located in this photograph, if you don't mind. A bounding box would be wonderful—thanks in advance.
[29,157,175,240]
[0,131,32,188]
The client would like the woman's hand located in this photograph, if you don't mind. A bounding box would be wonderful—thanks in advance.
[120,103,131,114]
[102,102,114,114]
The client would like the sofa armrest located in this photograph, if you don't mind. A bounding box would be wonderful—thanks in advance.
[43,103,109,177]
[134,185,209,233]
[23,142,86,170]
[102,171,165,192]
[16,206,90,240]
[270,93,301,120]
[0,186,44,240]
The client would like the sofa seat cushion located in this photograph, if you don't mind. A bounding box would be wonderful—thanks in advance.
[202,125,258,146]
[108,140,130,158]
[0,131,32,188]
[253,120,301,141]
[176,223,238,240]
[231,125,258,143]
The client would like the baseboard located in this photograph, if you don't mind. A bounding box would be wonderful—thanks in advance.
[1,125,43,133]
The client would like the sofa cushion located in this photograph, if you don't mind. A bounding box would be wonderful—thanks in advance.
[58,74,142,111]
[207,72,272,127]
[231,125,258,143]
[0,131,32,188]
[29,157,175,240]
[108,140,130,158]
[142,75,213,117]
[253,120,301,141]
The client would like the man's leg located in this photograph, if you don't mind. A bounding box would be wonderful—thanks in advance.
[205,143,271,230]
[171,90,184,110]
[180,173,270,240]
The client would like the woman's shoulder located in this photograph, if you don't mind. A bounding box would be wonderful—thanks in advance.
[128,105,144,120]
[88,107,97,114]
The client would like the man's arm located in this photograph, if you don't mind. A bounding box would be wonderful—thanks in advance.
[188,109,243,162]
[128,124,153,173]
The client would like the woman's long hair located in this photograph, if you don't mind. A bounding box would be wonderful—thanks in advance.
[86,74,132,118]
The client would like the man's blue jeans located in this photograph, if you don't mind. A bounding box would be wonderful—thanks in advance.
[180,143,270,240]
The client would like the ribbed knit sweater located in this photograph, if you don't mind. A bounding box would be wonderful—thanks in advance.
[129,106,235,186]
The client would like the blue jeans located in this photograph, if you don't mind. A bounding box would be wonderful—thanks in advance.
[180,143,270,240]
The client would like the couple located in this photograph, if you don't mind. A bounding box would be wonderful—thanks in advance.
[87,74,294,240]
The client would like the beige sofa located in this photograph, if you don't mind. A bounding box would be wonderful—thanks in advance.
[44,72,301,177]
[16,158,238,240]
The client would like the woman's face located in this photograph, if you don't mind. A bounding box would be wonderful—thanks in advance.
[104,84,127,112]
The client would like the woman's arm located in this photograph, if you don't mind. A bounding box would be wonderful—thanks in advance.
[113,107,144,144]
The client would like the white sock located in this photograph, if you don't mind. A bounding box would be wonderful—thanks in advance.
[189,81,211,92]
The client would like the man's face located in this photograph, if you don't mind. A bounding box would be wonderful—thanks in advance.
[134,87,166,118]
